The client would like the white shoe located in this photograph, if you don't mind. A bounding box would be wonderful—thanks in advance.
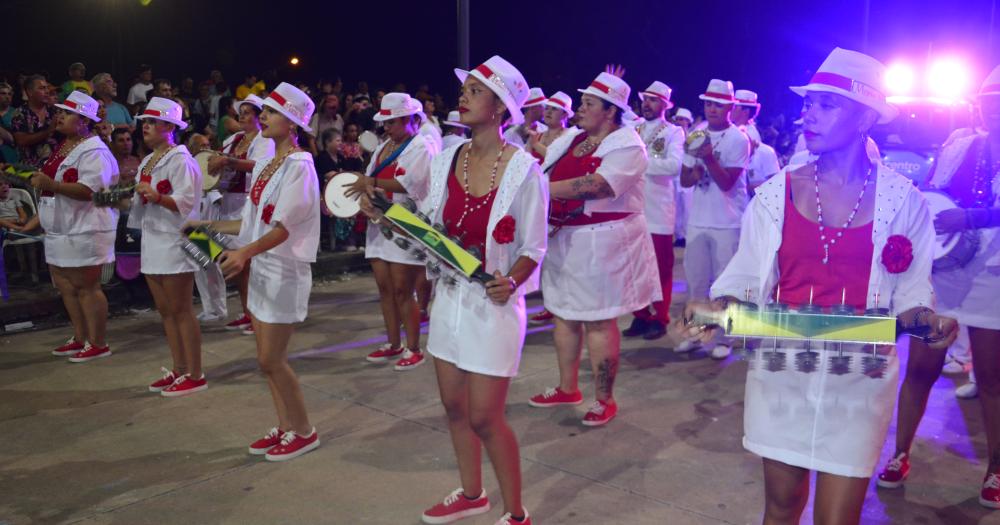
[196,312,224,323]
[956,382,979,399]
[942,357,968,374]
[710,344,732,360]
[674,337,702,353]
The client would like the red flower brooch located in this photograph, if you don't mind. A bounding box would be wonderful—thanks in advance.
[156,180,172,195]
[881,235,913,274]
[582,157,603,175]
[62,168,79,184]
[394,166,407,177]
[492,215,516,244]
[262,204,275,224]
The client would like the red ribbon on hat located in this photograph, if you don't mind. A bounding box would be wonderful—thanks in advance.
[143,109,163,117]
[703,91,734,100]
[524,96,545,106]
[379,109,392,116]
[591,81,614,95]
[475,64,496,79]
[643,91,670,102]
[269,91,287,106]
[63,100,78,109]
[808,72,884,101]
[549,98,569,109]
[736,98,757,105]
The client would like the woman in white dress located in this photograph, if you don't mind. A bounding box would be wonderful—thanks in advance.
[130,97,206,398]
[692,48,959,524]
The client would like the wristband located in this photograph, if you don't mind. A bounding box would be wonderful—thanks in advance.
[506,275,518,290]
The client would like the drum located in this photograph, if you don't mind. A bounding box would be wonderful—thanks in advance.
[359,131,379,153]
[922,190,980,272]
[685,129,709,152]
[194,150,222,191]
[324,172,363,218]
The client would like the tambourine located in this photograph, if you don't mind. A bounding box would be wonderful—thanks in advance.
[685,129,709,153]
[323,171,363,218]
[359,131,379,153]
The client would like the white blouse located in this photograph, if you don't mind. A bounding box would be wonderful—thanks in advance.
[39,135,118,235]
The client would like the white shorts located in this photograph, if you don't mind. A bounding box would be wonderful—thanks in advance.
[427,279,527,378]
[44,231,115,268]
[542,213,660,321]
[365,221,423,265]
[140,229,199,275]
[247,251,312,324]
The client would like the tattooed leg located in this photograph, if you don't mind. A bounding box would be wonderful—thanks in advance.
[585,319,621,402]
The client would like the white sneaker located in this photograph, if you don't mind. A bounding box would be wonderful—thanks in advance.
[674,337,702,353]
[710,344,733,360]
[956,382,979,399]
[942,357,968,374]
[196,312,225,323]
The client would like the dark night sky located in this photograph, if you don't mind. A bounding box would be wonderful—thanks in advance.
[4,0,997,120]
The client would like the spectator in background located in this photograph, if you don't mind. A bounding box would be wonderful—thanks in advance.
[308,94,344,155]
[440,110,469,150]
[214,96,239,148]
[91,73,134,130]
[126,64,153,112]
[110,127,139,183]
[0,82,19,163]
[673,107,693,133]
[338,122,366,172]
[0,179,28,231]
[208,70,229,96]
[59,62,92,101]
[191,80,217,133]
[420,96,441,131]
[316,128,345,251]
[235,73,265,100]
[11,74,58,168]
[94,101,114,144]
[178,77,197,108]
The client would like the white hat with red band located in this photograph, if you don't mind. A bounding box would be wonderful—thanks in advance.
[135,96,187,129]
[673,107,693,122]
[455,55,530,125]
[543,91,574,115]
[639,81,674,109]
[523,87,547,108]
[373,92,423,122]
[979,64,1000,98]
[55,91,100,123]
[578,72,631,112]
[734,89,760,107]
[443,110,469,129]
[233,94,264,113]
[698,79,736,105]
[262,82,316,135]
[790,47,898,124]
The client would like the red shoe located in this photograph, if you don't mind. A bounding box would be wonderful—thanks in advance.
[225,314,252,331]
[148,367,179,392]
[395,349,426,371]
[68,343,111,363]
[495,509,531,525]
[421,488,490,524]
[366,343,404,363]
[529,309,554,325]
[242,324,255,336]
[265,428,320,461]
[582,399,618,427]
[248,427,285,455]
[161,374,208,397]
[876,452,910,489]
[980,471,1000,509]
[528,387,583,408]
[52,337,84,357]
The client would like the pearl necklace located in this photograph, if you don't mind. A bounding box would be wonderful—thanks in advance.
[454,143,505,229]
[972,138,1000,208]
[813,163,872,265]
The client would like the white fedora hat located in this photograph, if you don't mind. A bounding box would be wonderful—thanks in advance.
[543,91,574,116]
[373,92,423,122]
[55,90,101,123]
[979,64,1000,98]
[135,96,187,129]
[698,79,736,105]
[523,87,547,108]
[790,47,898,124]
[233,94,264,113]
[734,89,760,107]
[673,107,693,122]
[263,82,316,135]
[639,81,674,109]
[455,55,530,125]
[578,72,631,112]
[442,110,469,129]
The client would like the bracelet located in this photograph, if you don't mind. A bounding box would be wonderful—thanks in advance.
[506,274,518,290]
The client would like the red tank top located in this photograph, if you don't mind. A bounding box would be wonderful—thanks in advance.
[548,133,629,226]
[776,174,874,310]
[39,142,68,197]
[443,162,496,262]
[373,161,401,200]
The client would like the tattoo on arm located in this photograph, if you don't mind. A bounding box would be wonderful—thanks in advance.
[570,174,614,200]
[595,357,619,398]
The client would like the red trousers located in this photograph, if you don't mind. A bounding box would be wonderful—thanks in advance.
[633,233,673,324]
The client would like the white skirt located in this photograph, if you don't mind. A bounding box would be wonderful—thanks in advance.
[427,278,527,378]
[933,239,1000,330]
[140,229,199,275]
[542,213,660,321]
[743,342,899,478]
[365,221,423,265]
[247,251,312,324]
[44,231,115,268]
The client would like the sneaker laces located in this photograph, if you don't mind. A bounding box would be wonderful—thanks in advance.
[261,427,281,440]
[375,343,394,351]
[158,367,174,381]
[168,374,189,387]
[887,453,907,471]
[586,401,606,416]
[541,387,558,399]
[496,512,526,524]
[985,473,1000,490]
[441,487,466,506]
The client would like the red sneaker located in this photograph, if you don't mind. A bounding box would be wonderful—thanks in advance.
[226,314,252,331]
[52,338,84,356]
[148,367,179,392]
[980,471,1000,509]
[161,374,208,397]
[421,488,490,524]
[242,324,255,336]
[366,343,404,363]
[265,428,320,461]
[495,509,532,525]
[529,309,554,325]
[876,452,910,489]
[68,343,111,363]
[582,399,618,427]
[528,387,583,408]
[395,349,426,371]
[248,427,285,455]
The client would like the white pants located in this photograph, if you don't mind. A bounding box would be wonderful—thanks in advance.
[194,264,228,318]
[675,180,691,241]
[683,225,740,300]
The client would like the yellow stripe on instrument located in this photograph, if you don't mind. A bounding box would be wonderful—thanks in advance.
[384,204,482,277]
[725,304,897,345]
[187,230,227,262]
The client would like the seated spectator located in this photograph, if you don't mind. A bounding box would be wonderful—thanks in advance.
[91,73,135,129]
[0,178,39,283]
[110,128,140,184]
[235,73,265,100]
[126,64,153,112]
[11,74,57,169]
[59,62,93,101]
[0,82,18,164]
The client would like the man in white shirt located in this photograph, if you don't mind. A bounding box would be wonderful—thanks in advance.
[623,81,685,341]
[679,79,750,359]
[502,87,547,147]
[126,64,153,112]
[733,90,781,192]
